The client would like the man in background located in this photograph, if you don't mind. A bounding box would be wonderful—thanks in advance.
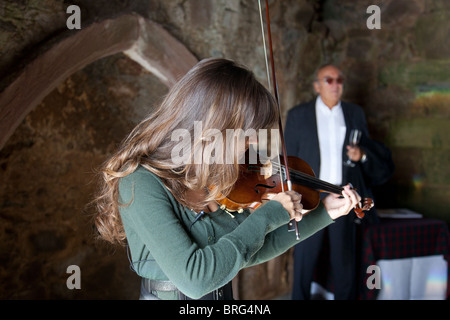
[286,64,394,299]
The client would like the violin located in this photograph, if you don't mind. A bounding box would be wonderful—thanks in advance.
[216,152,374,219]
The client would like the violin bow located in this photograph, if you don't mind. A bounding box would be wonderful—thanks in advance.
[258,0,301,240]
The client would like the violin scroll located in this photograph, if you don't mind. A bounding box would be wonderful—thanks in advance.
[354,197,374,219]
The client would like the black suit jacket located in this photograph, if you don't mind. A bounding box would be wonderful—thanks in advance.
[285,99,394,211]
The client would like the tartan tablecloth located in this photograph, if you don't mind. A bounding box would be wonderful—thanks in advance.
[360,218,450,299]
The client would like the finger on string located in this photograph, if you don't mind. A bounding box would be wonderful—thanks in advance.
[341,189,350,204]
[346,186,361,204]
[347,189,360,208]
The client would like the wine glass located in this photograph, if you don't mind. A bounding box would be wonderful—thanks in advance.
[344,129,362,167]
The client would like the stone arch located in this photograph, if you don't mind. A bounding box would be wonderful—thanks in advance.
[0,13,198,150]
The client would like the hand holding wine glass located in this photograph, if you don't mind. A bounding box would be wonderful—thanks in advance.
[344,129,362,167]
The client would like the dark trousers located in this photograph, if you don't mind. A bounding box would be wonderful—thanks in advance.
[292,213,357,300]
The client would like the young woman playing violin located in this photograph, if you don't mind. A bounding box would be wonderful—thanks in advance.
[93,58,362,300]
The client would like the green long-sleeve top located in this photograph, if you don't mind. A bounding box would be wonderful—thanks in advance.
[119,166,334,299]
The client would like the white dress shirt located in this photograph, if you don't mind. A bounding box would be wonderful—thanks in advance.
[315,96,346,185]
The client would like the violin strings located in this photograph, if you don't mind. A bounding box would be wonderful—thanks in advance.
[274,162,343,193]
[248,161,343,194]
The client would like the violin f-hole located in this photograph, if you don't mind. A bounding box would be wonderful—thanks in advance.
[254,181,277,194]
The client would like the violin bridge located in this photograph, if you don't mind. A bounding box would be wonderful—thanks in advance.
[260,161,273,179]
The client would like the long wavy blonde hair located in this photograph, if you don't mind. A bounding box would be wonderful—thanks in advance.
[94,58,279,244]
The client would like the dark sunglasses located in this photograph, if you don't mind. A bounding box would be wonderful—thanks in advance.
[319,77,344,85]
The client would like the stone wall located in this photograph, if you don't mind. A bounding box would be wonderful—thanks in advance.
[0,0,449,299]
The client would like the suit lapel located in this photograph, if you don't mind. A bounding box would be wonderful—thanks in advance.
[306,100,321,176]
[341,102,352,133]
[341,102,352,182]
[307,100,320,149]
